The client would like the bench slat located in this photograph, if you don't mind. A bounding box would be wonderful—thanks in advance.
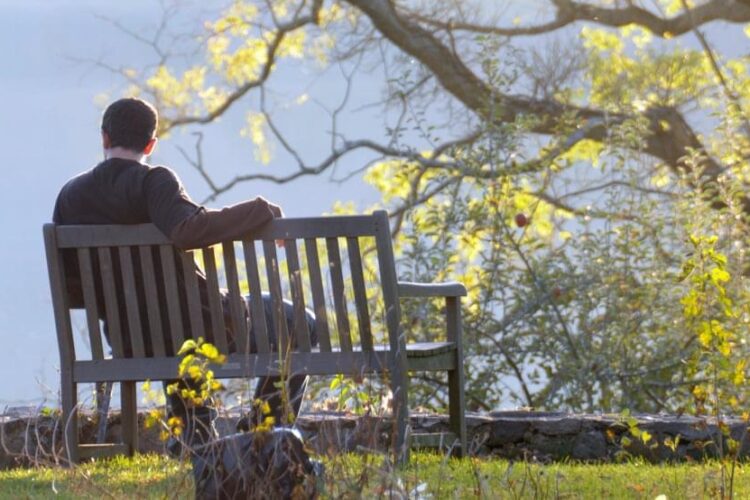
[347,237,373,351]
[263,240,289,351]
[77,248,104,360]
[57,224,170,248]
[285,239,312,352]
[242,240,269,354]
[180,251,205,342]
[222,242,249,354]
[304,238,331,352]
[159,245,185,354]
[239,216,377,240]
[97,248,124,358]
[73,342,456,382]
[55,216,377,249]
[202,247,229,354]
[326,237,352,352]
[118,247,146,358]
[138,246,166,357]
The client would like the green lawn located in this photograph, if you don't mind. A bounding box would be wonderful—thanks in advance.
[1,452,747,499]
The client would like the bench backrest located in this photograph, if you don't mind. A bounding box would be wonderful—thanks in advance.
[44,211,403,372]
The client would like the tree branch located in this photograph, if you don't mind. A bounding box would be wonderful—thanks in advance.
[345,0,745,211]
[404,0,750,39]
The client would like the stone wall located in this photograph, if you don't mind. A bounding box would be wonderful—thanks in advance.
[1,409,748,469]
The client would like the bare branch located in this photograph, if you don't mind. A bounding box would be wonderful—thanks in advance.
[175,132,224,203]
[556,180,678,201]
[403,0,750,39]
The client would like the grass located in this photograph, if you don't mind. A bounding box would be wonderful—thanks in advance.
[1,452,749,499]
[0,455,191,499]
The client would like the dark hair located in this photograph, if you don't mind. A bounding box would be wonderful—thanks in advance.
[101,98,158,152]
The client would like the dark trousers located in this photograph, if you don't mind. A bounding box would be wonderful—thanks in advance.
[168,293,318,440]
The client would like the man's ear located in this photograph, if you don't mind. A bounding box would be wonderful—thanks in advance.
[101,131,111,149]
[143,137,158,156]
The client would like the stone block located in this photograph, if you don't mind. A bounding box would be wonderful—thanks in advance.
[486,419,529,446]
[571,431,607,460]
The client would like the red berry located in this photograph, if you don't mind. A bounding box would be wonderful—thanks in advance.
[515,213,528,227]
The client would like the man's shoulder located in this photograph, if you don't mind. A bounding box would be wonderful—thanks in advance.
[142,163,186,189]
[143,163,179,178]
[55,164,99,201]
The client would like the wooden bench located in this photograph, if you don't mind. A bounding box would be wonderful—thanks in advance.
[43,210,466,463]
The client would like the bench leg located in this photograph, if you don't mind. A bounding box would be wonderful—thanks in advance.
[446,297,467,457]
[390,363,410,465]
[121,382,138,456]
[95,382,113,444]
[61,369,79,464]
[448,364,467,457]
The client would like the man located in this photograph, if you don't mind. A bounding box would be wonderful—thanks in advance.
[53,97,311,449]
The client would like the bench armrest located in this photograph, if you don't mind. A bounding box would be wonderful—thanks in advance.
[397,281,467,298]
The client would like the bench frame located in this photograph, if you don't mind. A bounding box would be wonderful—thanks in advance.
[44,210,466,463]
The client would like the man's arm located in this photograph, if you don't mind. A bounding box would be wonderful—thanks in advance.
[145,166,282,249]
[169,198,281,249]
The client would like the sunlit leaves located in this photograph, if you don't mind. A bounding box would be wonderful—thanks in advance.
[241,112,273,164]
[581,27,711,111]
[146,66,188,107]
[557,139,604,168]
[209,1,258,36]
[134,0,350,143]
[169,338,226,409]
[275,29,306,58]
[679,232,749,422]
[222,38,268,85]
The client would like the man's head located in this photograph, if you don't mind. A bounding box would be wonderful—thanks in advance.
[101,98,158,155]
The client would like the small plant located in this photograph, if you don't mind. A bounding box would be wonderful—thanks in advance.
[679,233,749,498]
[329,374,382,415]
[143,338,227,442]
[612,410,658,461]
[167,337,227,406]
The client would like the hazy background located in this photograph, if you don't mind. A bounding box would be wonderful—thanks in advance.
[0,0,741,409]
[0,0,382,408]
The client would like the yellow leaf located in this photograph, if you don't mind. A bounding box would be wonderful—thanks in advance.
[710,267,730,284]
[197,342,220,361]
[241,112,273,164]
[640,430,652,444]
[177,339,197,355]
[698,323,712,348]
[651,171,670,188]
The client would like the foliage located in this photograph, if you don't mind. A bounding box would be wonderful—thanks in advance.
[143,338,227,442]
[677,229,750,497]
[102,1,750,413]
[329,373,378,415]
